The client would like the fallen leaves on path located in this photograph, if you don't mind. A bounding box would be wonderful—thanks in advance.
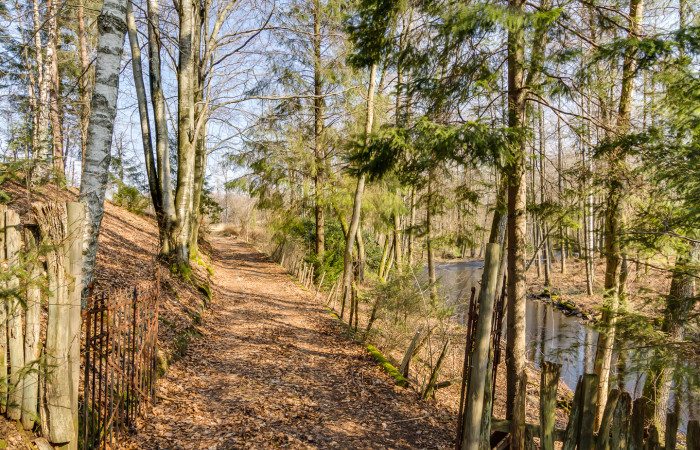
[124,237,453,449]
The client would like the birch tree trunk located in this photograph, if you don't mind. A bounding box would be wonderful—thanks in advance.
[79,0,129,292]
[340,63,377,306]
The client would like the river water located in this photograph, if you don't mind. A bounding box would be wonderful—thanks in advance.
[434,260,699,428]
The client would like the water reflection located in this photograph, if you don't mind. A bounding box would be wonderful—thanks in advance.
[434,260,698,429]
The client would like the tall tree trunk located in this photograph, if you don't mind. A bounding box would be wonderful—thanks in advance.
[33,0,51,179]
[313,0,325,263]
[146,0,177,255]
[77,0,90,166]
[189,125,207,254]
[407,188,416,265]
[126,0,161,212]
[593,0,644,429]
[47,0,65,177]
[340,63,377,306]
[173,0,198,267]
[79,0,129,292]
[539,105,551,287]
[427,173,437,301]
[557,111,566,274]
[643,242,698,434]
[506,0,528,447]
[393,211,402,273]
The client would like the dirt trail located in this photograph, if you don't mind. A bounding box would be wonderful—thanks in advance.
[126,237,453,449]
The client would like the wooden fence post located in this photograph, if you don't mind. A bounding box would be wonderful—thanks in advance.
[562,377,583,450]
[421,338,450,400]
[22,229,42,430]
[0,206,7,414]
[665,412,678,450]
[628,397,648,450]
[6,209,23,421]
[399,327,423,379]
[578,373,598,450]
[646,424,660,450]
[687,420,700,450]
[462,243,500,450]
[540,361,562,450]
[610,392,631,450]
[34,202,73,445]
[595,388,620,450]
[65,202,85,450]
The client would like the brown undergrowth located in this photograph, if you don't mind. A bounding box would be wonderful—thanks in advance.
[0,180,211,448]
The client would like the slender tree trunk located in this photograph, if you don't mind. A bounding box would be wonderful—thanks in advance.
[393,211,402,273]
[47,0,65,177]
[313,0,325,263]
[340,63,377,306]
[407,188,416,265]
[557,112,566,274]
[189,122,207,253]
[506,0,528,446]
[79,0,128,293]
[126,0,161,212]
[146,0,177,255]
[593,0,644,429]
[539,105,551,287]
[77,0,90,166]
[33,0,51,178]
[427,173,437,301]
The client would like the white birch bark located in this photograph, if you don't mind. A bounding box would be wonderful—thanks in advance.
[79,0,129,291]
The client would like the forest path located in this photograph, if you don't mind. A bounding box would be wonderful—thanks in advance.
[126,236,453,449]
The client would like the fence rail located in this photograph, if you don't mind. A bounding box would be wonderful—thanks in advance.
[82,272,160,449]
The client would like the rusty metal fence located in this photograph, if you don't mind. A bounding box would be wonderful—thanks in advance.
[81,271,160,449]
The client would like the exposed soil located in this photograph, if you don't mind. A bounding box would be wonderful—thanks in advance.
[124,237,454,449]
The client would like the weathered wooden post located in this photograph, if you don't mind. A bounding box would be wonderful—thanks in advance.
[646,424,660,450]
[313,271,325,300]
[6,208,24,421]
[578,373,598,450]
[399,327,423,379]
[34,202,73,446]
[65,202,85,450]
[595,388,620,450]
[610,391,631,450]
[0,206,7,414]
[539,361,562,450]
[665,412,678,450]
[562,378,583,450]
[462,242,500,450]
[687,420,700,450]
[421,337,450,400]
[22,229,42,430]
[628,397,648,450]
